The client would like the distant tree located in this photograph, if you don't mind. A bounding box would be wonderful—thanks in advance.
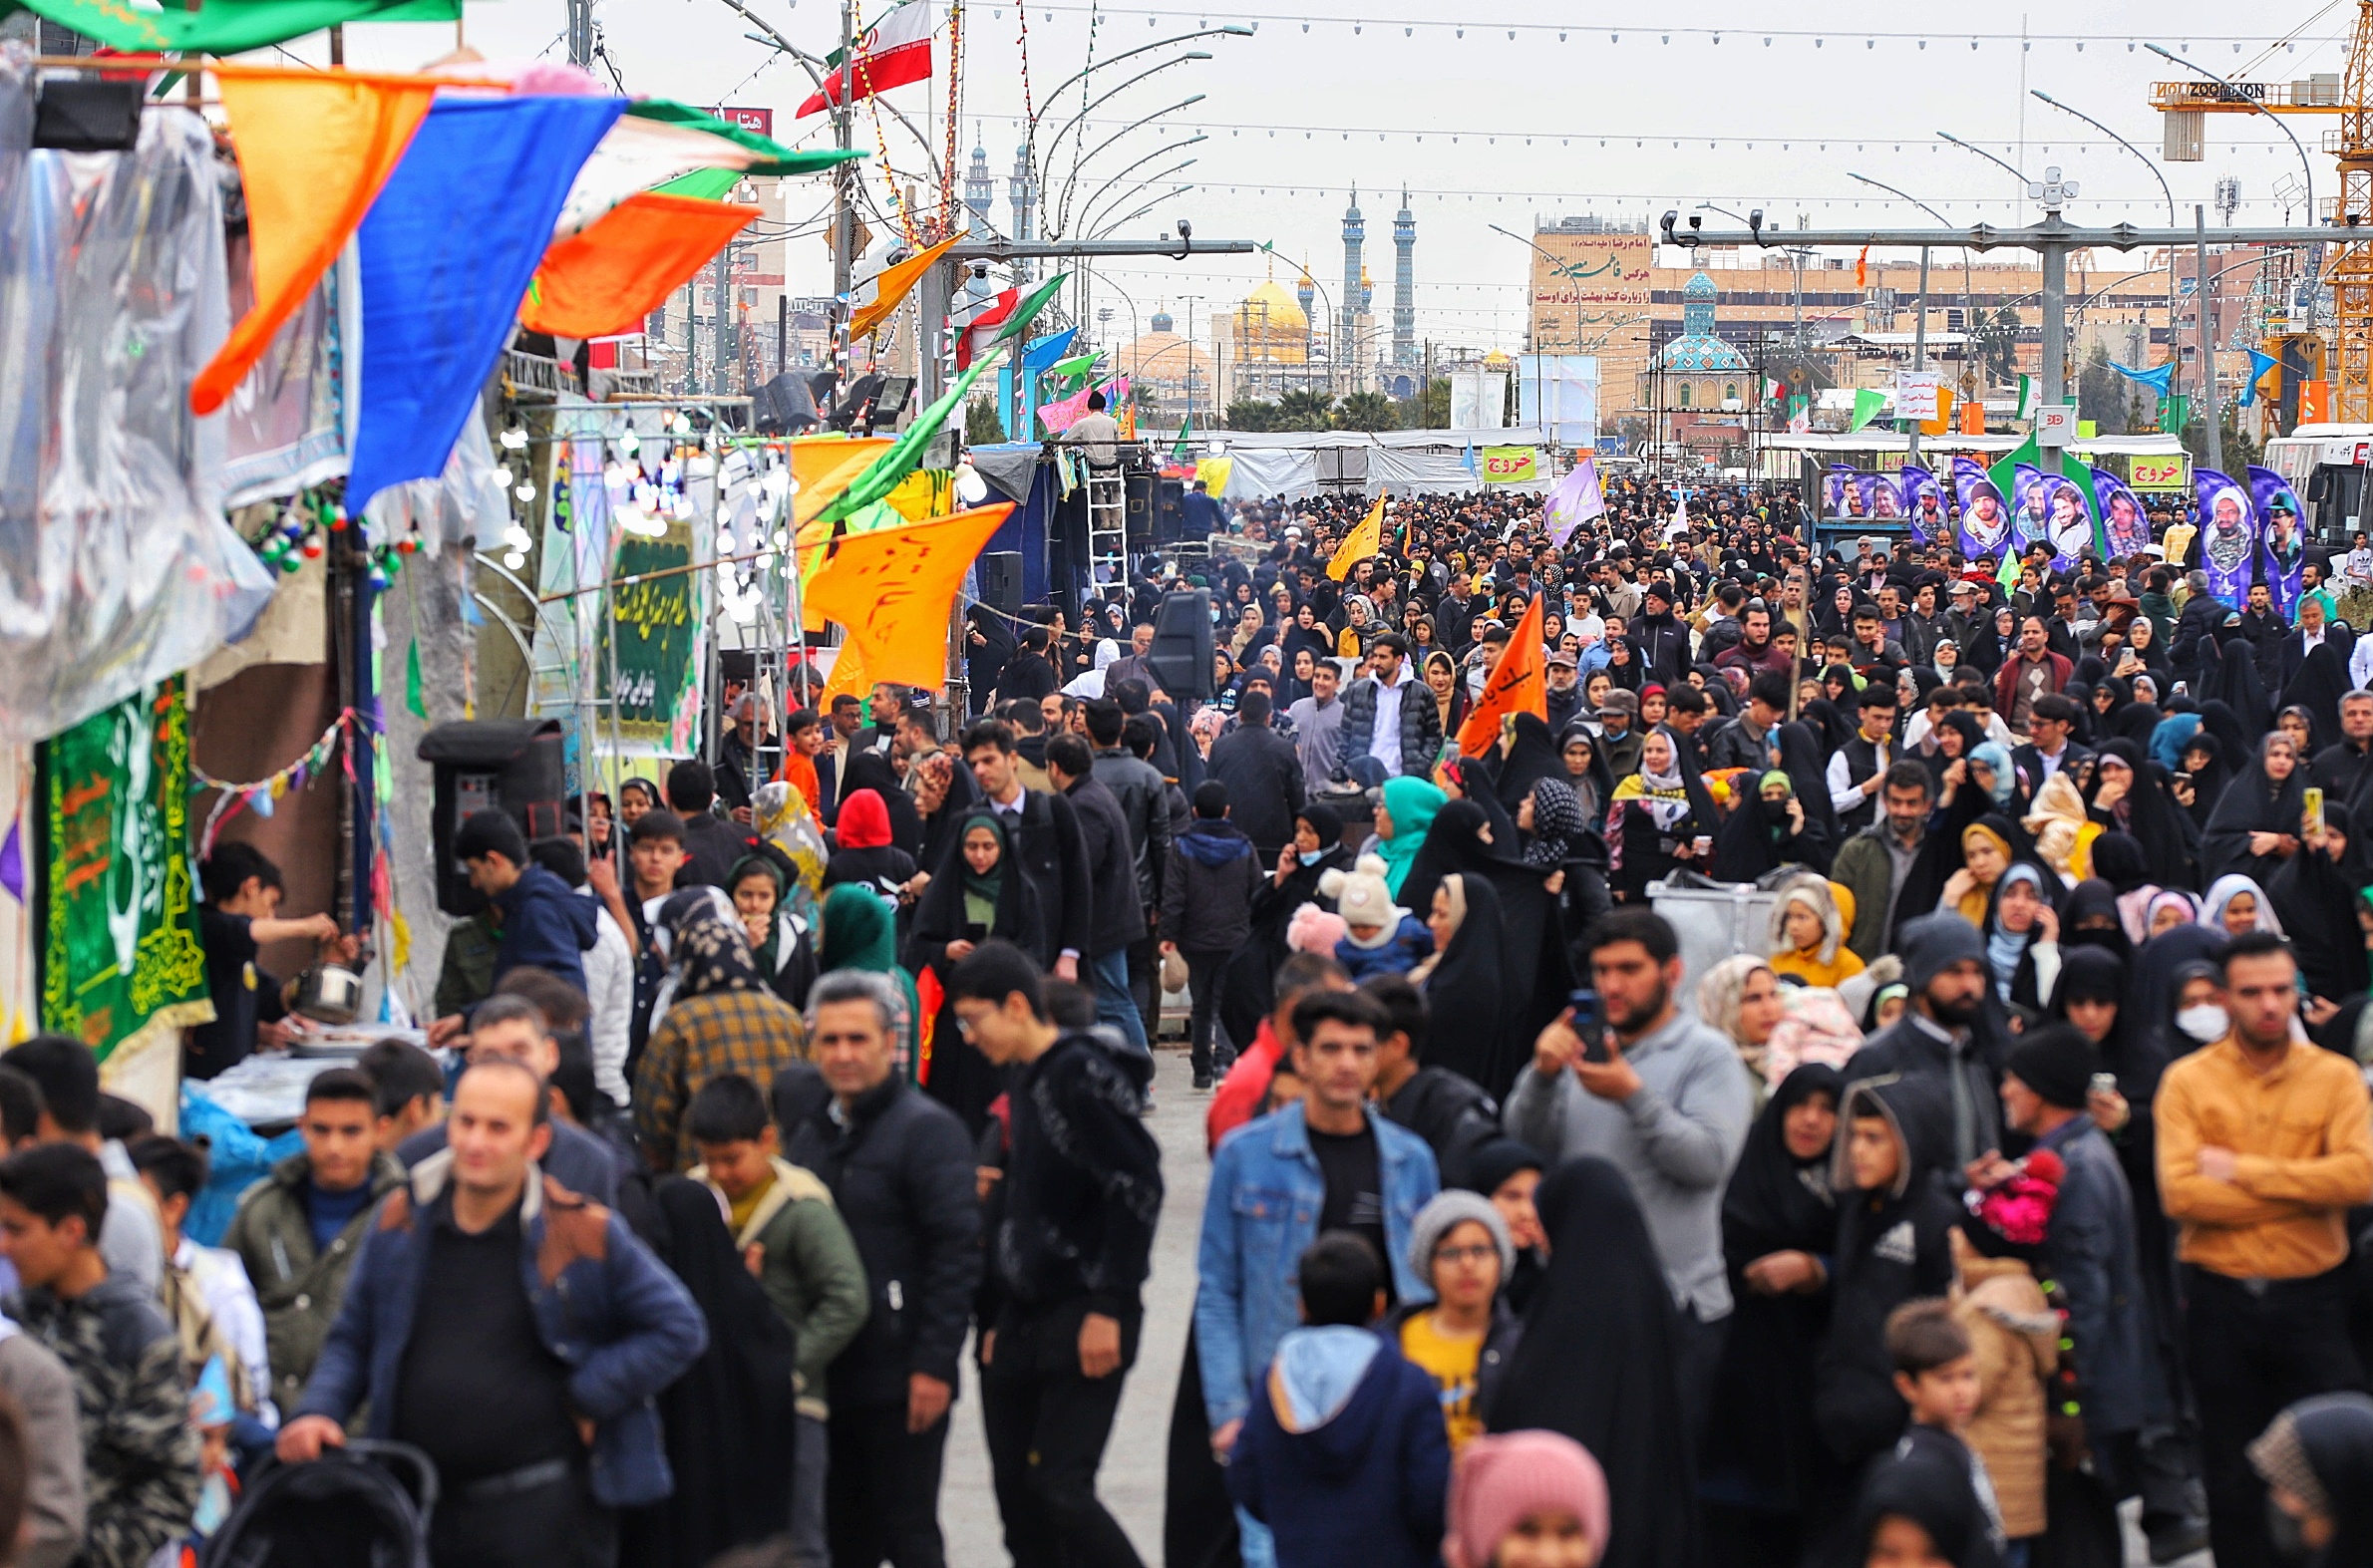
[1224,397,1283,432]
[1333,390,1398,431]
[965,396,1006,444]
[1975,308,2021,387]
[1276,389,1338,431]
[1401,378,1452,430]
[2077,344,2130,437]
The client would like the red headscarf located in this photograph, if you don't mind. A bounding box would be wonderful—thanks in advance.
[838,787,893,849]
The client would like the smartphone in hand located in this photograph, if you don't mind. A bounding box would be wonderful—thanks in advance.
[1569,989,1610,1064]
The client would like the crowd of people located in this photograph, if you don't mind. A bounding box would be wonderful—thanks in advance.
[6,471,2373,1568]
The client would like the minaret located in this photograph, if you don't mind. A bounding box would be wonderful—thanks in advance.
[1392,186,1416,367]
[1340,185,1364,374]
[1009,146,1037,284]
[963,133,997,309]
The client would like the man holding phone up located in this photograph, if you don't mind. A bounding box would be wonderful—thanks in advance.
[1501,908,1754,1447]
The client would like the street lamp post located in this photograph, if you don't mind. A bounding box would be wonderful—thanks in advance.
[2032,90,2184,407]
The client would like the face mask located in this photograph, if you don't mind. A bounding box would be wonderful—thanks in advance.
[2177,1004,2230,1045]
[1298,847,1328,865]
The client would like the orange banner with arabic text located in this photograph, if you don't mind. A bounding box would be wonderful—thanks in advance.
[803,503,1016,690]
[1456,594,1546,756]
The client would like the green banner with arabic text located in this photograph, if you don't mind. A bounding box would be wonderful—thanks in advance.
[39,680,209,1061]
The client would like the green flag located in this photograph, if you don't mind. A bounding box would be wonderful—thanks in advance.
[2016,374,2038,421]
[0,0,458,54]
[1172,420,1193,462]
[1849,389,1887,433]
[2161,393,2189,436]
[1049,351,1102,382]
[817,274,1066,527]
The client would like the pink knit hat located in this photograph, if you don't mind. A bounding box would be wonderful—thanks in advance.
[1443,1431,1611,1568]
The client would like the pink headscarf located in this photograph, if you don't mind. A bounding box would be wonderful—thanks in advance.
[1444,1431,1611,1568]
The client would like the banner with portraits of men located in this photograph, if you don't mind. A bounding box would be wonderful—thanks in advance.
[1952,457,2016,561]
[2195,468,2257,608]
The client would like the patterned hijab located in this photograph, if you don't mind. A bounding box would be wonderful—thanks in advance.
[664,891,766,999]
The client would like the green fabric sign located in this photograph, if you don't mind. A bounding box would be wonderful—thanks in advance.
[1849,388,1887,433]
[599,521,707,756]
[2,0,459,55]
[39,680,209,1061]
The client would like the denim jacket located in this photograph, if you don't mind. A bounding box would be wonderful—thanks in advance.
[296,1150,708,1507]
[1193,1102,1439,1429]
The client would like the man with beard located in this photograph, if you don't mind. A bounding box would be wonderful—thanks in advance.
[1960,483,2011,556]
[1846,911,2008,1173]
[1500,909,1752,1448]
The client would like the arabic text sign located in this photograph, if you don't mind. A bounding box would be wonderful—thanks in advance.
[2130,454,2191,491]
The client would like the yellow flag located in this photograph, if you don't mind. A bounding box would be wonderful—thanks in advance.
[848,231,965,343]
[822,638,869,705]
[1327,493,1386,581]
[804,503,1017,689]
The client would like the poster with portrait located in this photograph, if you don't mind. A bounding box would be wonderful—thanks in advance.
[1825,466,1857,519]
[2195,468,2257,608]
[2037,474,2096,570]
[1901,466,1945,547]
[1864,471,1902,522]
[2247,466,2308,615]
[2090,468,2152,560]
[1952,457,2014,561]
[2011,464,2051,554]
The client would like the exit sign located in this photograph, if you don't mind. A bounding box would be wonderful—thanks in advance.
[711,106,775,137]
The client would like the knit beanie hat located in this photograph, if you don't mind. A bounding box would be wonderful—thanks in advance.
[1319,854,1399,931]
[1408,1189,1514,1290]
[1895,910,1987,993]
[1444,1431,1611,1568]
[2005,1022,2102,1111]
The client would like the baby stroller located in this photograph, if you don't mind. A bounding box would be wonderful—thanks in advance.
[200,1440,437,1568]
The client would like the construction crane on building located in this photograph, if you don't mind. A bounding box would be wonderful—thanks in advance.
[2150,0,2373,419]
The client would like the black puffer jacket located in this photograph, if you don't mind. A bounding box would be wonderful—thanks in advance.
[785,1075,982,1408]
[1336,671,1444,781]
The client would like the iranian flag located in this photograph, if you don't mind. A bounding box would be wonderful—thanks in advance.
[797,1,933,118]
[955,274,1065,372]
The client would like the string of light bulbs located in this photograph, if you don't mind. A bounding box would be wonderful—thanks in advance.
[975,9,2342,53]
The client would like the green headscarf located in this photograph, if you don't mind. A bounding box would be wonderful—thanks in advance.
[1376,777,1448,896]
[818,882,923,1080]
[957,810,1009,930]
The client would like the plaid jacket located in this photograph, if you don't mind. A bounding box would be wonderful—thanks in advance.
[633,987,810,1170]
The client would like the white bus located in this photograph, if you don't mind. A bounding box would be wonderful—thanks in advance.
[2262,424,2373,547]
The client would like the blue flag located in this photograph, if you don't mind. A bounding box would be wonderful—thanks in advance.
[2108,359,2176,400]
[2240,349,2280,409]
[348,96,624,509]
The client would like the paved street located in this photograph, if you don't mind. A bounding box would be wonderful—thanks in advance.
[941,1042,1209,1567]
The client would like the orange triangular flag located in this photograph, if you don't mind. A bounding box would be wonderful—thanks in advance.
[1326,492,1386,581]
[1457,593,1546,756]
[804,503,1015,689]
[191,72,438,414]
[520,192,756,341]
[1854,243,1869,290]
[848,230,964,342]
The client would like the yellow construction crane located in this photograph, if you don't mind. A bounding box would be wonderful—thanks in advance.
[2151,0,2373,420]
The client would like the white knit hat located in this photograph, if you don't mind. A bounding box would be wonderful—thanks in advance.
[1319,853,1399,932]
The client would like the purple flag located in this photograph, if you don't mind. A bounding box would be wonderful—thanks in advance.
[1825,466,1855,518]
[2247,466,2308,615]
[2090,468,2151,560]
[1952,456,2013,559]
[2196,468,2255,608]
[2011,464,2050,555]
[1901,466,1943,546]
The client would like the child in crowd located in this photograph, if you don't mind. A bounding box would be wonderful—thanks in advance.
[1227,1232,1451,1568]
[1947,1233,2056,1561]
[688,1074,871,1568]
[1315,857,1433,983]
[1388,1191,1521,1454]
[1442,1429,1610,1568]
[1883,1299,2008,1566]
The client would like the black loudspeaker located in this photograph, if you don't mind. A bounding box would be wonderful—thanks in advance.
[33,73,144,152]
[1154,477,1186,544]
[1145,589,1214,700]
[1125,470,1159,548]
[417,719,567,916]
[977,552,1024,622]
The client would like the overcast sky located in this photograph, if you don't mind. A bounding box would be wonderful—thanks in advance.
[335,0,2355,352]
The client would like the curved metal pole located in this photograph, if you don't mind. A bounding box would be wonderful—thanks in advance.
[1093,186,1192,242]
[1074,136,1206,232]
[1037,26,1249,118]
[1043,94,1206,241]
[1082,158,1200,238]
[1850,172,1980,388]
[2145,42,2316,217]
[1041,55,1211,229]
[724,0,940,173]
[2030,90,2182,398]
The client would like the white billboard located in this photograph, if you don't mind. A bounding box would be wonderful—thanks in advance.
[1518,354,1601,445]
[1449,370,1510,431]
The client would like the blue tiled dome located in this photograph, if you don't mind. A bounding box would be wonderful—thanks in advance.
[1656,271,1749,372]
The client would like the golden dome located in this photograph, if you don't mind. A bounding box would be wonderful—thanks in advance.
[1231,280,1310,364]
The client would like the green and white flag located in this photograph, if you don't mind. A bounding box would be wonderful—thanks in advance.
[1172,419,1193,461]
[2016,374,2039,422]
